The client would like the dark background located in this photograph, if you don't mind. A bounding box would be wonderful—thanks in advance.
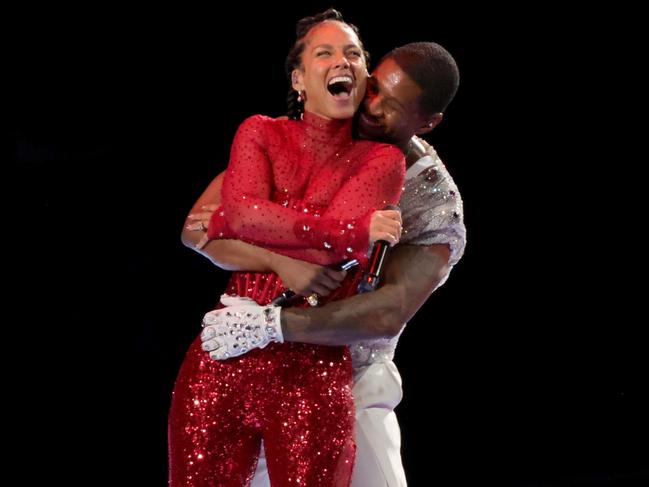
[12,2,647,486]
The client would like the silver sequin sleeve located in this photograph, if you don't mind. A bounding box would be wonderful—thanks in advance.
[399,146,466,266]
[349,144,466,368]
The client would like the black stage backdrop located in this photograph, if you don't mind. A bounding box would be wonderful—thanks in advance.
[12,2,647,485]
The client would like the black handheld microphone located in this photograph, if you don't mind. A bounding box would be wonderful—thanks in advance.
[269,289,298,307]
[270,258,360,307]
[357,204,401,294]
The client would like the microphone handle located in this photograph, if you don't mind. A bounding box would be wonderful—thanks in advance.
[366,240,389,279]
[358,203,401,294]
[358,240,390,294]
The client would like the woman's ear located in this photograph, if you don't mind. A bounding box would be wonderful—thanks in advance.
[291,69,304,92]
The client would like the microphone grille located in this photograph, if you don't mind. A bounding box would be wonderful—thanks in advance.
[384,204,401,213]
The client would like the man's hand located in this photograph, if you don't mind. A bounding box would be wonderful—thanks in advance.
[270,253,346,297]
[186,202,345,296]
[200,295,283,360]
[185,204,219,232]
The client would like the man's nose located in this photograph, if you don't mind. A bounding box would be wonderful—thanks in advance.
[365,95,382,117]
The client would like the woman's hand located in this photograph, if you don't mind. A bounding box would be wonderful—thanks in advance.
[369,209,402,246]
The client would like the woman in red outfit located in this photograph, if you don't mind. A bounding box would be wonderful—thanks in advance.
[169,10,405,486]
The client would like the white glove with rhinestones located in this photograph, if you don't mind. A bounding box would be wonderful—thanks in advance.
[200,294,283,360]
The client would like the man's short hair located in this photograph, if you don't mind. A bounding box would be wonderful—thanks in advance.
[383,42,459,115]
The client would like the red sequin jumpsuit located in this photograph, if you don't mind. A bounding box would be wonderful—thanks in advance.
[169,112,404,486]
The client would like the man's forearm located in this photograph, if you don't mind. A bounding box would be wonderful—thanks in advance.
[193,238,275,272]
[281,283,402,344]
[180,169,277,273]
[281,244,451,346]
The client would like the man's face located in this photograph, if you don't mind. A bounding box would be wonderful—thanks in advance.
[357,58,429,146]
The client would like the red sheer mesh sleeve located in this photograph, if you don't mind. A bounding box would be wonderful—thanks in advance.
[209,115,404,264]
[293,144,404,262]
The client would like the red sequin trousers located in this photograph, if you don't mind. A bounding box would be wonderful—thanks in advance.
[169,274,359,486]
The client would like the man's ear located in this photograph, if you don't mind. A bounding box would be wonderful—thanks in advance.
[415,112,443,136]
[291,69,304,92]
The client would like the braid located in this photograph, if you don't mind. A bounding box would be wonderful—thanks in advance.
[284,8,368,120]
[286,87,302,121]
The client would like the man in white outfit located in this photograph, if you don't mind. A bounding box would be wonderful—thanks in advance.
[185,42,465,486]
